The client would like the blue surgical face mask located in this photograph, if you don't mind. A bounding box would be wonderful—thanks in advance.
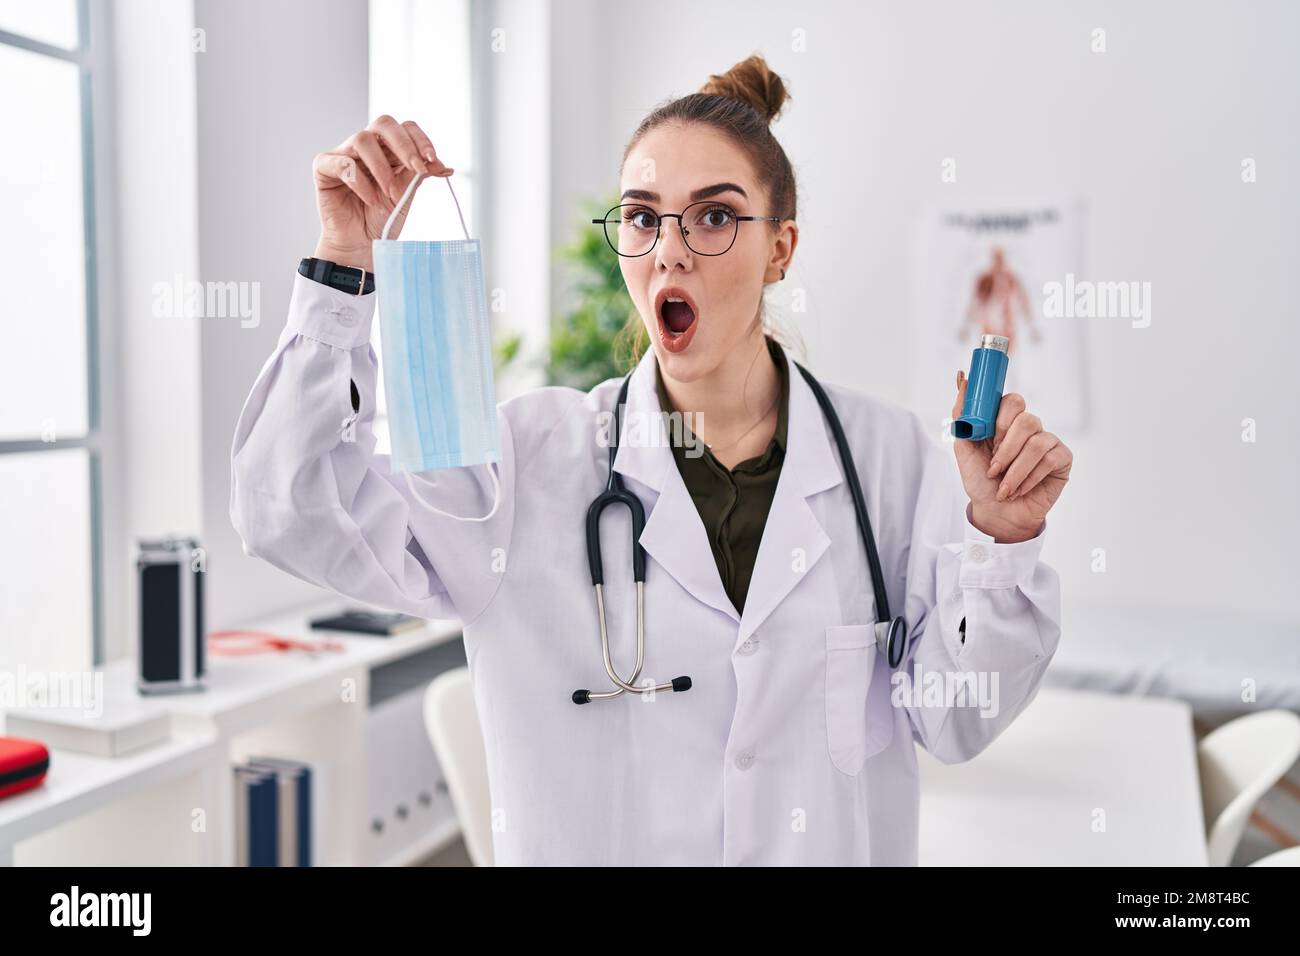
[373,174,501,522]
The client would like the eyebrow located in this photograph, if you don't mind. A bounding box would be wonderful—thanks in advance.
[619,182,749,204]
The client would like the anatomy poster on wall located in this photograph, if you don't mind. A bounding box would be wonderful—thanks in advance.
[911,200,1089,438]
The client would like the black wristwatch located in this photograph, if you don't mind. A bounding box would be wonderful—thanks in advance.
[299,256,375,295]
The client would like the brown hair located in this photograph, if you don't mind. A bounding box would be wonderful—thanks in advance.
[612,53,805,370]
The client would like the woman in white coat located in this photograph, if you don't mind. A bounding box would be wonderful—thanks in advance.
[230,55,1072,866]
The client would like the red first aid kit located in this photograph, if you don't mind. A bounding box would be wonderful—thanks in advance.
[0,736,50,799]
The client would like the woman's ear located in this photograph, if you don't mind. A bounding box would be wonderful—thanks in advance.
[770,220,798,282]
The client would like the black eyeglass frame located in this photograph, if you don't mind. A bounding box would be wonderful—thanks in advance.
[591,201,790,257]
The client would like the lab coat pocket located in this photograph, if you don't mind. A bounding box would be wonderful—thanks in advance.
[825,624,894,776]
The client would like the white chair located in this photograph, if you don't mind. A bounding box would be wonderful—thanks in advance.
[1197,710,1300,867]
[423,668,493,866]
[1249,845,1300,866]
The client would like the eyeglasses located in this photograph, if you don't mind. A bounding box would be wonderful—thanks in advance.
[591,202,788,257]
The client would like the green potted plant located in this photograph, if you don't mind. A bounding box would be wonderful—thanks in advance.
[493,195,646,391]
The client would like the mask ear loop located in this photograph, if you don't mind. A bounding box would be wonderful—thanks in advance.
[381,173,471,241]
[405,459,502,523]
[381,171,498,521]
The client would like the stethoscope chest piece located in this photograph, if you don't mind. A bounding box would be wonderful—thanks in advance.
[876,616,908,669]
[574,373,692,705]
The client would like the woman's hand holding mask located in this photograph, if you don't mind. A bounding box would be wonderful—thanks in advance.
[311,115,454,273]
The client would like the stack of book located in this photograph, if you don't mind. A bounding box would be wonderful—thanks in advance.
[233,757,313,866]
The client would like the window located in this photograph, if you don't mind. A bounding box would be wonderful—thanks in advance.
[367,0,476,454]
[0,0,103,670]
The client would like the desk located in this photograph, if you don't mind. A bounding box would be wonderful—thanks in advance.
[918,686,1208,866]
[0,603,465,866]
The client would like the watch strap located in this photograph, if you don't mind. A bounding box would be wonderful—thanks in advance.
[299,256,375,295]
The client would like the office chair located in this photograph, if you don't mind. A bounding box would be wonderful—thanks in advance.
[423,668,494,866]
[1197,709,1300,867]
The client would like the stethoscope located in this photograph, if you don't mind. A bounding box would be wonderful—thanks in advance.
[572,360,907,705]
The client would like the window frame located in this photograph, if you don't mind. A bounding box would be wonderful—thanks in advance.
[0,0,106,663]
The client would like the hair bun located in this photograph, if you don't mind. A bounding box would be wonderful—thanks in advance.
[700,53,789,123]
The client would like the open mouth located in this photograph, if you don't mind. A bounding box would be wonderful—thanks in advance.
[655,288,699,352]
[662,299,695,333]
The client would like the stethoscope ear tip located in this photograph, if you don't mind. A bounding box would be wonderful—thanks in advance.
[672,676,692,693]
[572,690,592,705]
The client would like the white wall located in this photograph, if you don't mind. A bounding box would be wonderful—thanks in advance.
[192,0,372,629]
[107,0,204,661]
[106,0,372,654]
[548,0,609,335]
[556,0,1300,620]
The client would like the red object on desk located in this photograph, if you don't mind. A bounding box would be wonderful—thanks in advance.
[206,630,346,657]
[0,736,50,799]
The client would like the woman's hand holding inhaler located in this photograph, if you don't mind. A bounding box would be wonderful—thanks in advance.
[951,368,1073,544]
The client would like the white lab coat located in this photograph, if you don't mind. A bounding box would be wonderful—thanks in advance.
[230,273,1063,866]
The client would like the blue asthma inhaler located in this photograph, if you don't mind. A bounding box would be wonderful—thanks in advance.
[952,334,1010,441]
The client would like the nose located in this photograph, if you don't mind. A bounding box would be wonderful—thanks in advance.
[654,215,692,271]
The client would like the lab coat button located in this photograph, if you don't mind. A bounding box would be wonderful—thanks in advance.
[737,638,758,656]
[734,751,755,771]
[333,307,358,327]
[968,543,988,563]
